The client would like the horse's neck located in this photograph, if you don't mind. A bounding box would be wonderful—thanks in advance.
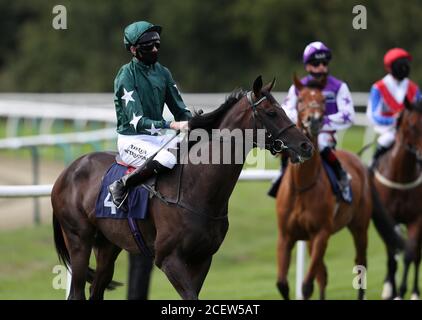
[182,102,251,213]
[383,139,419,182]
[203,105,253,203]
[290,135,321,189]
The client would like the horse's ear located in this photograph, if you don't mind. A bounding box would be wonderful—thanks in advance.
[263,77,276,92]
[404,97,413,110]
[293,73,303,91]
[253,75,263,98]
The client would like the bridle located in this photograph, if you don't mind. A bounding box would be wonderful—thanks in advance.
[297,97,325,137]
[374,111,422,190]
[246,91,296,155]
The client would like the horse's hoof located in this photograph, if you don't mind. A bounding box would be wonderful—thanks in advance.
[276,281,290,300]
[382,282,393,300]
[302,281,314,300]
[393,296,402,300]
[410,293,420,300]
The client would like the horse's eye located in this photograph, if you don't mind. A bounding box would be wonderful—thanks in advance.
[266,110,277,117]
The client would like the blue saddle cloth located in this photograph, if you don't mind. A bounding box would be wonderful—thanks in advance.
[95,163,150,219]
[321,159,352,203]
[277,158,352,203]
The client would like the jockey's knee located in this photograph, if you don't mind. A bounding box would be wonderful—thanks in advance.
[153,150,177,169]
[377,134,395,149]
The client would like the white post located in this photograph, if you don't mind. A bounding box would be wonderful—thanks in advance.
[295,241,306,300]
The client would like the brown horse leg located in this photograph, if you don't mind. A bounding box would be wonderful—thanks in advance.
[160,252,211,300]
[411,229,422,300]
[382,246,398,299]
[276,234,294,300]
[302,231,329,300]
[316,262,328,300]
[305,238,327,300]
[89,235,122,300]
[349,225,368,300]
[307,238,327,300]
[66,225,95,300]
[399,223,420,299]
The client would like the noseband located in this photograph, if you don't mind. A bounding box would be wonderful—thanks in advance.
[246,91,295,154]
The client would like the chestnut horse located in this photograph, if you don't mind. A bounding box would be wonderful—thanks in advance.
[373,99,422,300]
[275,77,373,300]
[51,76,313,300]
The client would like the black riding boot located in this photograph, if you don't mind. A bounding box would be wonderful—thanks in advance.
[369,144,391,171]
[267,155,289,198]
[108,160,168,212]
[320,147,351,201]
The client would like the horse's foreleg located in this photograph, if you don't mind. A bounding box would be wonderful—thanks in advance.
[398,223,420,299]
[307,238,328,300]
[411,223,422,300]
[276,234,293,300]
[382,246,398,300]
[89,237,122,300]
[302,231,329,300]
[348,224,368,300]
[316,262,328,300]
[160,252,211,300]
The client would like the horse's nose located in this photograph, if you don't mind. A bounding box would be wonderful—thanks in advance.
[300,141,313,157]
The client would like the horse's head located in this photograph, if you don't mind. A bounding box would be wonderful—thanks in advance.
[245,75,313,163]
[397,99,422,161]
[294,74,326,138]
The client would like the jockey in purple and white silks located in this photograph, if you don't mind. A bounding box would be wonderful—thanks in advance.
[268,41,355,201]
[366,48,421,169]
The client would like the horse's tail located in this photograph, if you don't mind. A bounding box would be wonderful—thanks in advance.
[53,214,71,268]
[52,214,122,290]
[369,170,405,252]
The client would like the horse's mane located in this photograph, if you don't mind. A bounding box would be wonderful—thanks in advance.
[396,99,422,129]
[189,89,246,131]
[305,79,325,90]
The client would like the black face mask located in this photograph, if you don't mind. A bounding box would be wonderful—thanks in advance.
[391,58,410,80]
[310,72,328,81]
[138,50,159,65]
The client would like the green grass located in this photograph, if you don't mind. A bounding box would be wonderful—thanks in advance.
[0,179,404,300]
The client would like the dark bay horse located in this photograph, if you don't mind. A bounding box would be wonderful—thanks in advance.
[373,99,422,300]
[51,76,313,300]
[275,77,373,300]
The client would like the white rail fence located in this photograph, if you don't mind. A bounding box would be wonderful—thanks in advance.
[0,93,375,299]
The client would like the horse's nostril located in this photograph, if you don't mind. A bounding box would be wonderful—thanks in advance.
[300,142,313,153]
[300,142,313,156]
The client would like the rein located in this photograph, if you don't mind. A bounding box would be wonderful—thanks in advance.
[247,91,295,154]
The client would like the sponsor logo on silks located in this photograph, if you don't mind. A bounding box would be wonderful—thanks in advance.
[314,53,328,60]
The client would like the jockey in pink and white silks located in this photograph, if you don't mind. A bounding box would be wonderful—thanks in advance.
[268,41,355,201]
[366,48,421,169]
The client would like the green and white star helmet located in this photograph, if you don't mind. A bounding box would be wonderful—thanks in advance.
[123,21,162,51]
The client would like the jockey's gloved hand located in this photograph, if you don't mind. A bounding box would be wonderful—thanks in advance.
[170,121,189,132]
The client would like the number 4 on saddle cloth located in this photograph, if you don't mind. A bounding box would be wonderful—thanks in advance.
[95,161,153,256]
[96,162,151,219]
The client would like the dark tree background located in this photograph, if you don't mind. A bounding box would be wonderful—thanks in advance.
[0,0,421,93]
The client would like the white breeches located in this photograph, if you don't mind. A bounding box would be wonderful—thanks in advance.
[318,132,337,150]
[374,125,396,148]
[117,133,181,168]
